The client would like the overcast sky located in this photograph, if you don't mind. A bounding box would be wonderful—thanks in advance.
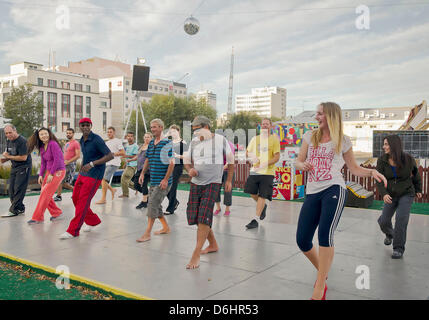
[1,0,428,116]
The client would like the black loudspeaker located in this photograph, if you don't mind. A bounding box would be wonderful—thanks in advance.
[131,65,150,91]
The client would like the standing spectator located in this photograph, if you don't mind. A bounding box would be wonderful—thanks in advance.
[214,135,236,216]
[136,119,175,242]
[96,127,125,204]
[59,118,113,239]
[183,116,234,269]
[119,132,139,198]
[133,132,153,209]
[165,124,187,215]
[244,118,280,229]
[27,128,65,224]
[1,124,32,217]
[54,128,80,202]
[376,135,422,259]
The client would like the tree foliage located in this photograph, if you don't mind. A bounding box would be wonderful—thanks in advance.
[4,84,44,138]
[127,94,217,142]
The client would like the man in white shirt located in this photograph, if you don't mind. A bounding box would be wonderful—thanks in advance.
[96,127,125,204]
[184,116,234,270]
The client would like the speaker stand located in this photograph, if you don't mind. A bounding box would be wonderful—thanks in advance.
[123,91,148,144]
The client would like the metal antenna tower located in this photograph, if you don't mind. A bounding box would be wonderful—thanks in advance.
[227,46,234,118]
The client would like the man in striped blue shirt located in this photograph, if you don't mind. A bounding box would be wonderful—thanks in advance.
[136,119,175,243]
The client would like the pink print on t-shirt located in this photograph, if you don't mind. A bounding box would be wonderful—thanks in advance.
[308,145,335,183]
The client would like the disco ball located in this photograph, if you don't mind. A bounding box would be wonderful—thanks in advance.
[184,16,200,35]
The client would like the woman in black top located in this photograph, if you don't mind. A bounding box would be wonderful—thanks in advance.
[375,135,422,259]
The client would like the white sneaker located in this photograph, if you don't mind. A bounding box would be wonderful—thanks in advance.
[59,232,74,240]
[1,211,18,218]
[82,224,93,232]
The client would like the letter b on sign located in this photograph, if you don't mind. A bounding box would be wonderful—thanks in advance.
[355,265,370,290]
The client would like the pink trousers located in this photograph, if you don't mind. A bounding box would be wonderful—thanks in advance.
[31,170,65,221]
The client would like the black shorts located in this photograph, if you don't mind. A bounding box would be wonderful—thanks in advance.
[244,174,274,201]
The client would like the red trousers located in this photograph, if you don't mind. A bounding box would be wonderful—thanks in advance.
[31,170,65,221]
[67,175,102,237]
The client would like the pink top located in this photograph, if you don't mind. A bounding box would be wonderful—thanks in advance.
[64,139,80,161]
[39,140,66,176]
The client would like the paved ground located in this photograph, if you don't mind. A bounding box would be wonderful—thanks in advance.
[0,187,428,300]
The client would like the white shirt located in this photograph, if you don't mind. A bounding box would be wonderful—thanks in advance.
[106,138,124,167]
[303,130,352,194]
[184,134,234,185]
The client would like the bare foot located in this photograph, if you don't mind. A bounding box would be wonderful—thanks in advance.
[111,189,117,199]
[154,227,171,235]
[186,251,200,269]
[136,234,151,242]
[96,199,106,205]
[201,245,218,254]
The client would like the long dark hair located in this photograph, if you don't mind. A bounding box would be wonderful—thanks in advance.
[27,127,61,155]
[384,135,409,169]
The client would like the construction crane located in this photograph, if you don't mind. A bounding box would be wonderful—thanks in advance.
[227,46,234,118]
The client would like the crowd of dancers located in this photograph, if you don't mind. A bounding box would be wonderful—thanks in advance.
[0,102,422,300]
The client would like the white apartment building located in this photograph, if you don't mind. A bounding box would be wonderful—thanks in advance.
[60,57,187,137]
[0,62,111,139]
[235,87,287,119]
[195,90,216,110]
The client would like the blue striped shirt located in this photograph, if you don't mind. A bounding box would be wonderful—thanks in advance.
[147,138,173,186]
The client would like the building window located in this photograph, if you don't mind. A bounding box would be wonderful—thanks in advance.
[75,83,83,91]
[100,101,107,108]
[103,112,107,132]
[62,122,70,132]
[86,97,91,118]
[37,91,44,104]
[74,96,83,130]
[149,85,152,89]
[37,78,43,86]
[126,81,130,86]
[154,86,158,90]
[62,81,70,89]
[47,92,57,130]
[62,94,70,118]
[164,88,168,92]
[48,80,57,88]
[86,85,91,92]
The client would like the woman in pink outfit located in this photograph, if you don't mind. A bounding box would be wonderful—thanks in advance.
[27,128,66,224]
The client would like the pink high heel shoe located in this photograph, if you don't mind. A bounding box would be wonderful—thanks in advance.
[224,210,231,216]
[214,209,221,216]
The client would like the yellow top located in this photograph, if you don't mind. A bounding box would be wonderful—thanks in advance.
[247,134,280,176]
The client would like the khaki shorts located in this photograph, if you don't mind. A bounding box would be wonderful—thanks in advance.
[147,185,171,219]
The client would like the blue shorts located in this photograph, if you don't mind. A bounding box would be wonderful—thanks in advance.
[296,185,347,252]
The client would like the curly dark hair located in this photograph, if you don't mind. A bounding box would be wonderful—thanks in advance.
[27,127,62,155]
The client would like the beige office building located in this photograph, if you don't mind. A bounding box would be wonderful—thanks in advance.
[235,87,287,119]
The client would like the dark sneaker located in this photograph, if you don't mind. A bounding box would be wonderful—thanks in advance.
[392,250,403,259]
[384,235,393,246]
[246,219,259,229]
[50,215,62,221]
[174,200,180,211]
[136,201,147,209]
[27,219,43,225]
[54,195,62,202]
[260,204,267,221]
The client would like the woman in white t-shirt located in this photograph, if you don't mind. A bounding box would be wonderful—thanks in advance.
[295,102,387,300]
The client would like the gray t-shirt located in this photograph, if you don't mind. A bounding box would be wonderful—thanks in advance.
[303,130,352,194]
[184,134,234,185]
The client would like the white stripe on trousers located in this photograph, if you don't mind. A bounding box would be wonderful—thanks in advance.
[328,187,346,247]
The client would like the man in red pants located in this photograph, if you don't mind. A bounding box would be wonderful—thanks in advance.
[60,118,113,239]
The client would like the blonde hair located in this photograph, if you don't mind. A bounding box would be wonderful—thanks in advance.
[311,102,344,154]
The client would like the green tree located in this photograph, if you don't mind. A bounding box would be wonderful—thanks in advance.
[127,94,217,142]
[4,84,44,138]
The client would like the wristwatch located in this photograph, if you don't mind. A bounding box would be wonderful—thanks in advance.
[90,161,94,168]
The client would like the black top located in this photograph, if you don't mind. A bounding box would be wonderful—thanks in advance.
[6,135,32,169]
[375,153,422,198]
